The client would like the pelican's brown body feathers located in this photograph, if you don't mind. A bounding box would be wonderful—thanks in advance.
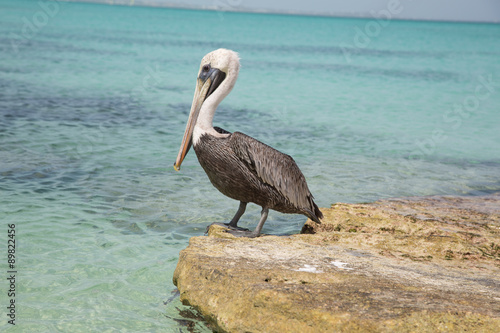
[194,128,323,223]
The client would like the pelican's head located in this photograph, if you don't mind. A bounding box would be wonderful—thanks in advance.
[174,49,240,171]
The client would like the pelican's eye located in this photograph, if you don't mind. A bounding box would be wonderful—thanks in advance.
[199,63,213,82]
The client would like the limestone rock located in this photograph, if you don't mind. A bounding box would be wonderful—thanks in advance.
[173,194,500,332]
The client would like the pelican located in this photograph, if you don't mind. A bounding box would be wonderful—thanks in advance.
[174,49,323,237]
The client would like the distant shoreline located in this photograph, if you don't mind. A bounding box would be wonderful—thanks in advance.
[61,0,500,25]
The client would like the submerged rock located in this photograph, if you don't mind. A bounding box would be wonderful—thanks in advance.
[173,194,500,332]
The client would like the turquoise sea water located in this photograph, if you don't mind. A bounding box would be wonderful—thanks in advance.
[1,0,500,331]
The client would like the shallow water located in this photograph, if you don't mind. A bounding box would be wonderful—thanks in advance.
[1,0,500,331]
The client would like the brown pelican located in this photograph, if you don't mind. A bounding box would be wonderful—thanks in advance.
[174,49,323,237]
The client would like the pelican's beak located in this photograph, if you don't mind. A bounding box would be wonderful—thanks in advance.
[174,67,225,171]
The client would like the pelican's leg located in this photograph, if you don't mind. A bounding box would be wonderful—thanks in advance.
[252,207,269,236]
[228,207,268,238]
[205,202,249,234]
[228,202,247,228]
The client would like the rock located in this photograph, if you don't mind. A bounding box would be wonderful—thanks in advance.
[173,194,500,332]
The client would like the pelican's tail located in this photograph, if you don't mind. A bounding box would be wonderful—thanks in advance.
[304,198,323,224]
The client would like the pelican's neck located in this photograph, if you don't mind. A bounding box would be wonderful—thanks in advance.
[193,100,228,146]
[193,101,221,146]
[196,98,218,132]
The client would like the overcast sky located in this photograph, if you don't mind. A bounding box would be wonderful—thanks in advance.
[135,0,500,23]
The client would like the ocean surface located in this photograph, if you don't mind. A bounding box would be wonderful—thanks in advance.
[1,0,499,331]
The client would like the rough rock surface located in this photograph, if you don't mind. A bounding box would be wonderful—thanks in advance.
[173,194,500,332]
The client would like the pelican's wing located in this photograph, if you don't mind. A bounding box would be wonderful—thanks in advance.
[229,131,313,210]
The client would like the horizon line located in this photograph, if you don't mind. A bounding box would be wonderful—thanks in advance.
[61,0,500,24]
